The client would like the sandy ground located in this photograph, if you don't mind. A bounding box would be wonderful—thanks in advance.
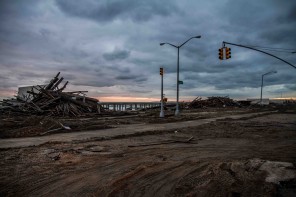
[0,108,296,196]
[0,110,276,149]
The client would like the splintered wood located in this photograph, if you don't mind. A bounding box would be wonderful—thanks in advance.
[0,72,102,117]
[189,96,240,108]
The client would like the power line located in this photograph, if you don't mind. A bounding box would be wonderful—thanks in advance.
[253,48,295,53]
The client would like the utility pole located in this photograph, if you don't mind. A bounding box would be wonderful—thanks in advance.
[160,67,164,118]
[260,70,277,106]
[160,35,201,116]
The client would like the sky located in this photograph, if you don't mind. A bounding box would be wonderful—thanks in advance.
[0,0,295,102]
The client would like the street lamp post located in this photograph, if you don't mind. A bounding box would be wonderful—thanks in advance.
[260,70,277,106]
[160,35,201,116]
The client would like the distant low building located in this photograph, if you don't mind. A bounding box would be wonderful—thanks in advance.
[270,99,284,105]
[17,85,46,101]
[247,98,270,105]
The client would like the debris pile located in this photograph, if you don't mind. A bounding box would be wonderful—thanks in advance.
[0,72,102,116]
[189,96,240,108]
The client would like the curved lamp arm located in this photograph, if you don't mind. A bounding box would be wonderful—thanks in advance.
[160,42,178,48]
[160,35,201,48]
[179,35,201,48]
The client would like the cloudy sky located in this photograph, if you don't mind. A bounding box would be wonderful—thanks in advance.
[0,0,295,102]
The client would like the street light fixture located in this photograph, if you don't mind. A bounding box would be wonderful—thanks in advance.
[260,70,277,106]
[160,35,201,116]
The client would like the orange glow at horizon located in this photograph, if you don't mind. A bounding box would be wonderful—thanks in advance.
[273,97,296,100]
[94,96,296,102]
[96,96,160,102]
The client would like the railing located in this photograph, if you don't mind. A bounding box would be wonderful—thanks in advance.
[99,102,161,111]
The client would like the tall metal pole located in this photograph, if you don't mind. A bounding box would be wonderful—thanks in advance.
[160,68,164,118]
[175,47,180,116]
[260,70,277,106]
[160,35,201,116]
[260,75,264,106]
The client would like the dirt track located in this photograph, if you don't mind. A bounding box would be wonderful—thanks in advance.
[0,110,275,149]
[0,109,296,196]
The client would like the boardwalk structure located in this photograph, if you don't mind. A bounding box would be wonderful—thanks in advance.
[99,102,161,111]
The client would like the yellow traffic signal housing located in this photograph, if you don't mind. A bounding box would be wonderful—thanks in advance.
[219,48,224,60]
[225,47,231,59]
[160,67,163,75]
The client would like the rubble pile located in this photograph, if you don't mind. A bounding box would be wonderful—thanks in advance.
[0,72,102,117]
[189,96,240,108]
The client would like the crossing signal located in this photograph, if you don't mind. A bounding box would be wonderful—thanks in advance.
[219,48,224,60]
[160,67,163,75]
[225,47,231,59]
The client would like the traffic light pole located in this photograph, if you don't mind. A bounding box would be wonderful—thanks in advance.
[160,68,164,118]
[175,47,180,116]
[260,74,264,106]
[222,41,296,69]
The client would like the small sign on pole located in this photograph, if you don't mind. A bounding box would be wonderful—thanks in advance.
[178,80,183,85]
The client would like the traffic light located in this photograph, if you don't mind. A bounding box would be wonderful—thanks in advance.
[160,67,163,75]
[219,48,224,60]
[225,47,231,59]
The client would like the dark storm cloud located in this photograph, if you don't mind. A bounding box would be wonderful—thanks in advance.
[260,22,296,45]
[181,70,258,90]
[0,0,39,19]
[115,75,147,82]
[220,1,296,47]
[93,64,132,75]
[259,3,296,46]
[55,0,179,22]
[284,84,296,91]
[115,75,135,80]
[1,0,295,100]
[135,77,147,82]
[286,4,296,21]
[103,49,131,61]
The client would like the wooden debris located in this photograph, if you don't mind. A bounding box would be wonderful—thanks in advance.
[189,96,240,108]
[0,72,102,117]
